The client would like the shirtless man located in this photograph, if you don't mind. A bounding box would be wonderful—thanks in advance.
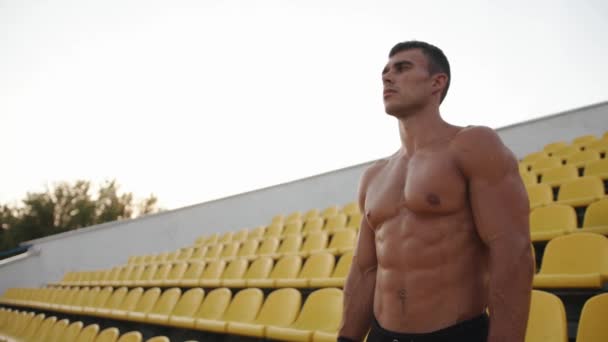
[338,41,534,342]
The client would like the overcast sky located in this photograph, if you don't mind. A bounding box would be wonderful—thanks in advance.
[1,0,607,210]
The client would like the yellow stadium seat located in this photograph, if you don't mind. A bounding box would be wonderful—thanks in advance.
[271,214,284,225]
[324,214,347,233]
[321,206,339,219]
[310,251,353,288]
[165,250,180,263]
[69,287,94,314]
[248,255,302,288]
[552,145,581,158]
[297,232,329,257]
[265,288,343,342]
[556,176,605,207]
[144,288,182,325]
[573,135,598,146]
[285,211,302,224]
[564,150,601,168]
[282,220,304,236]
[168,288,231,329]
[346,212,363,230]
[116,331,143,342]
[247,226,266,240]
[529,157,562,172]
[325,229,357,255]
[145,337,169,342]
[576,293,608,342]
[84,286,113,315]
[29,316,58,341]
[227,288,302,338]
[203,233,219,246]
[131,264,159,287]
[217,242,240,260]
[17,313,46,341]
[520,171,537,186]
[223,257,273,288]
[95,287,128,317]
[533,233,608,288]
[194,288,264,333]
[341,201,359,216]
[176,248,194,261]
[529,204,577,242]
[233,229,249,242]
[216,259,248,287]
[56,287,80,312]
[582,199,608,235]
[271,235,302,258]
[203,244,224,261]
[95,327,120,342]
[264,223,284,238]
[145,263,172,287]
[584,159,608,180]
[199,260,226,287]
[525,290,567,342]
[523,151,548,163]
[275,253,335,288]
[162,262,189,287]
[538,165,579,187]
[74,324,99,342]
[228,239,259,261]
[189,246,208,261]
[151,252,169,265]
[218,231,234,244]
[46,319,70,342]
[257,237,279,256]
[178,262,206,287]
[61,321,84,342]
[303,208,320,221]
[166,288,205,328]
[544,141,568,155]
[302,217,324,236]
[105,287,144,320]
[100,267,121,286]
[125,288,162,322]
[526,184,553,209]
[121,265,145,287]
[587,139,608,155]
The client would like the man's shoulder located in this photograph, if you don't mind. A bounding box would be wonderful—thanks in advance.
[451,125,504,153]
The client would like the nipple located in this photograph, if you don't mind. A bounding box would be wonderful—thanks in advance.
[426,193,441,206]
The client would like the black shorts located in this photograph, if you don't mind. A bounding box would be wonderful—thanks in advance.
[366,313,489,342]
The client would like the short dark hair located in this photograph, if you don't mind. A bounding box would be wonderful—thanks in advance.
[389,41,451,103]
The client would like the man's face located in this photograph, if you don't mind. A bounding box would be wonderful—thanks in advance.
[382,48,435,117]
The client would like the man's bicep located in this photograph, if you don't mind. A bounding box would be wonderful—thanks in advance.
[353,217,377,271]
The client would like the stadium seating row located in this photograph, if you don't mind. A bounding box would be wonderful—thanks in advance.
[529,200,608,241]
[0,309,171,342]
[522,175,606,207]
[1,287,343,342]
[2,287,608,342]
[521,160,608,186]
[54,251,352,288]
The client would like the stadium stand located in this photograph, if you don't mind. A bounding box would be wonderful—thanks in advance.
[1,112,607,342]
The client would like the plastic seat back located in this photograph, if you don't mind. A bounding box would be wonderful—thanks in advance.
[291,288,343,332]
[75,324,100,342]
[100,287,127,311]
[170,288,205,317]
[583,199,608,229]
[283,220,303,236]
[526,184,553,208]
[585,159,608,178]
[62,321,84,342]
[539,233,608,275]
[300,232,328,254]
[257,237,280,255]
[243,257,273,280]
[165,262,188,282]
[148,288,181,316]
[302,217,324,235]
[201,260,226,279]
[265,223,284,238]
[219,231,234,244]
[205,243,224,259]
[576,293,608,342]
[116,331,142,342]
[131,288,161,316]
[254,288,302,326]
[94,327,119,342]
[557,176,604,204]
[222,259,248,280]
[220,242,240,259]
[270,255,302,280]
[530,156,561,171]
[221,288,264,323]
[333,251,354,277]
[181,262,206,282]
[328,229,357,250]
[565,150,600,167]
[539,165,578,186]
[298,252,335,279]
[116,288,144,312]
[525,290,568,342]
[236,239,259,258]
[275,235,302,255]
[530,205,577,234]
[325,214,347,231]
[195,288,232,320]
[47,319,70,342]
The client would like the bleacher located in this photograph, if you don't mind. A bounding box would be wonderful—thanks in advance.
[1,131,607,342]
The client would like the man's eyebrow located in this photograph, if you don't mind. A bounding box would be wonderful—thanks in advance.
[382,59,414,75]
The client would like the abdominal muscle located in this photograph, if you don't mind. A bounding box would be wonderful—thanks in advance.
[372,211,489,333]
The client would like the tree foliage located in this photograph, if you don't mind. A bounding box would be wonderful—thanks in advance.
[0,179,162,253]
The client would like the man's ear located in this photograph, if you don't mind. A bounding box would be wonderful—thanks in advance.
[431,73,448,95]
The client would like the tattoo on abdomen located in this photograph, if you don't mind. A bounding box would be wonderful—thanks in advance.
[398,289,407,314]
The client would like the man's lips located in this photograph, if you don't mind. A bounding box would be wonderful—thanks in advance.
[383,89,397,97]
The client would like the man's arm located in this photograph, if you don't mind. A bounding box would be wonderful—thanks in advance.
[338,168,378,341]
[455,126,534,342]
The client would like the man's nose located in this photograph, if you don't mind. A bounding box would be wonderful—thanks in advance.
[382,72,393,85]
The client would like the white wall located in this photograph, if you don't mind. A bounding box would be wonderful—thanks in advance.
[1,101,606,293]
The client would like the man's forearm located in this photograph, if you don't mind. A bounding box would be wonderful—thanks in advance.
[338,265,377,341]
[487,240,534,342]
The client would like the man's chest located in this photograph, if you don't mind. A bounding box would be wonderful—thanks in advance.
[364,152,469,228]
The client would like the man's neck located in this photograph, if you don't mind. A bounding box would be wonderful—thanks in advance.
[398,106,452,154]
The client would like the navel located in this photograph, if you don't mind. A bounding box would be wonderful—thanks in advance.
[426,193,441,206]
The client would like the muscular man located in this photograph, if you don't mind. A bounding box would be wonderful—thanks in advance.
[338,41,534,342]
